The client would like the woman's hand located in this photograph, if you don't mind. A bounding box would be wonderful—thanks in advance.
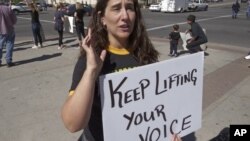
[171,134,182,141]
[81,28,107,75]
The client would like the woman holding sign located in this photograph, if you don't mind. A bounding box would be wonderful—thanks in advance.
[61,0,180,141]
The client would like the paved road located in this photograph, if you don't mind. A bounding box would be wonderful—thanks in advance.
[0,35,249,141]
[14,0,250,49]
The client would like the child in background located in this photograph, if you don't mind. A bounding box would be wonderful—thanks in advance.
[169,24,180,57]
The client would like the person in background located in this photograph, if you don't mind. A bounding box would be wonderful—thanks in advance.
[246,0,250,19]
[0,0,17,67]
[168,24,180,57]
[42,1,47,11]
[74,2,85,47]
[186,14,208,56]
[232,0,240,19]
[25,0,43,49]
[54,3,65,49]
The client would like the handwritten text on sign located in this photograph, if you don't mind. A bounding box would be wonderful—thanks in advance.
[99,52,204,141]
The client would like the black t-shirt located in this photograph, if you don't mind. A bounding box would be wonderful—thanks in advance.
[75,9,84,24]
[69,46,141,141]
[31,10,39,24]
[169,31,180,44]
[190,22,207,42]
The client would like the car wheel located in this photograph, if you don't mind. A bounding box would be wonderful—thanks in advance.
[204,6,208,11]
[194,6,198,11]
[180,8,184,13]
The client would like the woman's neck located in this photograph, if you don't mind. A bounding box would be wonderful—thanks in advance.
[108,36,128,49]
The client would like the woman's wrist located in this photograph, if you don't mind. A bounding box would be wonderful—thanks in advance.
[84,68,100,80]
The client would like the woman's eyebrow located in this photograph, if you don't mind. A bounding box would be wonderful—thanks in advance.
[110,2,121,8]
[110,1,134,8]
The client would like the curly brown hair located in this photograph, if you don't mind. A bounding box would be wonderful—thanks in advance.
[81,0,159,65]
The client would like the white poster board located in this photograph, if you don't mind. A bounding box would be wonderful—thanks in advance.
[68,16,74,33]
[99,52,204,141]
[64,16,74,33]
[180,28,207,51]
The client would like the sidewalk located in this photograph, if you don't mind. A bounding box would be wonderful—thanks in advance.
[0,36,249,141]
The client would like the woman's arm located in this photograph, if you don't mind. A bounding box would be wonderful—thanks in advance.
[24,0,29,6]
[74,11,77,18]
[74,11,79,21]
[61,29,107,132]
[61,68,99,132]
[24,0,38,11]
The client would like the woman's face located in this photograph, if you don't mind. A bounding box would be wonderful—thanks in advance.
[102,0,136,45]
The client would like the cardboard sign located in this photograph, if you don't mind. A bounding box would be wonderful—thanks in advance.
[99,52,204,141]
[68,16,74,33]
[180,28,207,51]
[64,16,74,33]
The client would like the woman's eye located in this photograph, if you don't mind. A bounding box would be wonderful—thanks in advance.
[126,4,135,11]
[112,6,121,11]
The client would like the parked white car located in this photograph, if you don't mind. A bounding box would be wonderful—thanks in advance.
[11,2,43,15]
[188,0,208,11]
[149,2,162,12]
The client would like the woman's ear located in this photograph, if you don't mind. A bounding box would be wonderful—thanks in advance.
[98,11,106,26]
[102,19,106,27]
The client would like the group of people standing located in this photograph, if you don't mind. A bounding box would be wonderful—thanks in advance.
[232,0,250,19]
[232,0,240,19]
[26,1,88,51]
[0,0,87,67]
[53,2,86,49]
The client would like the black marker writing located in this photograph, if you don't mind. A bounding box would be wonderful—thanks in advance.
[109,78,150,108]
[123,104,166,130]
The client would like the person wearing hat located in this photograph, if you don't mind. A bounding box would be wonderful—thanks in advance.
[186,15,208,55]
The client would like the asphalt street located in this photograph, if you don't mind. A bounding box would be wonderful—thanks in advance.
[0,1,250,141]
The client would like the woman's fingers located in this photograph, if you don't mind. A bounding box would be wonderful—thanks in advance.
[82,35,90,50]
[100,50,107,62]
[172,134,182,141]
[87,28,91,37]
[81,28,106,72]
